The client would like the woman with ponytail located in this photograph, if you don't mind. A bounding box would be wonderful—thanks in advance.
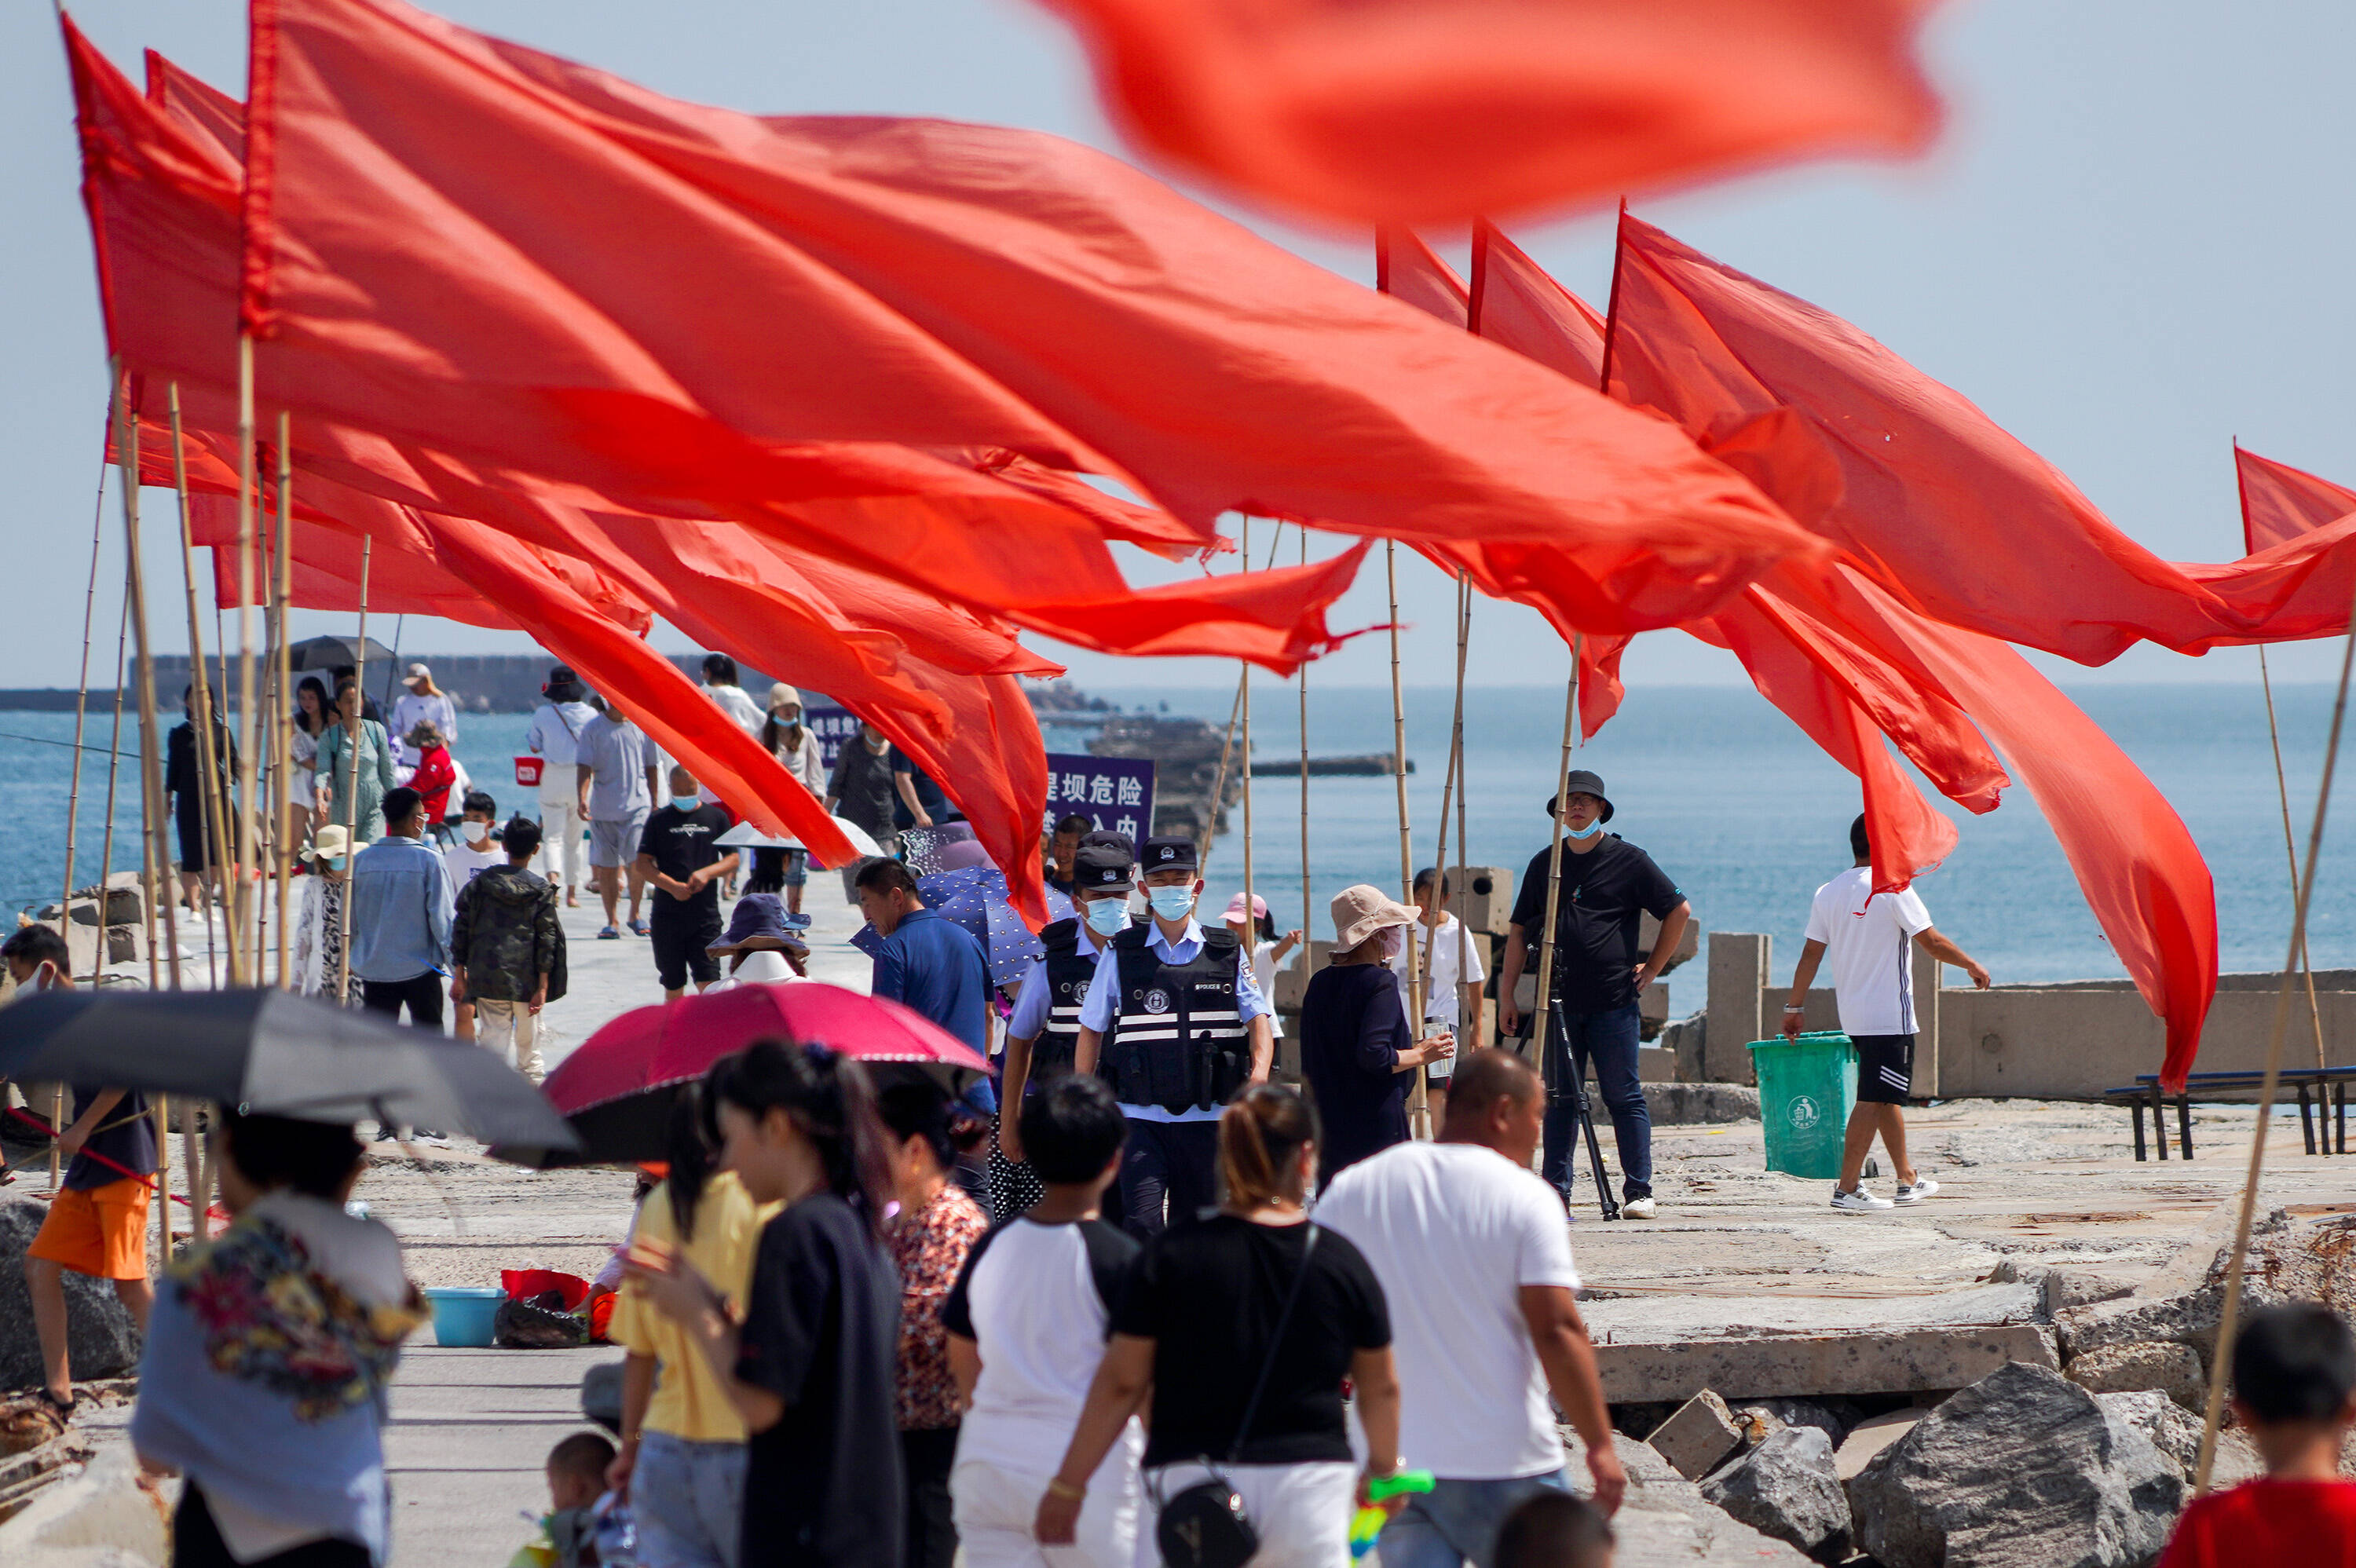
[627,1040,905,1568]
[1037,1084,1405,1568]
[607,1091,779,1568]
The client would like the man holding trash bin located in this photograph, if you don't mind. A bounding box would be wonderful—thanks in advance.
[1780,813,1991,1212]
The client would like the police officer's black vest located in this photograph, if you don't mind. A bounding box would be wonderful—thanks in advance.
[1035,917,1104,1080]
[1099,923,1249,1115]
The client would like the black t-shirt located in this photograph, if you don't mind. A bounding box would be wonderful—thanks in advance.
[1510,835,1683,1014]
[637,803,734,912]
[1110,1215,1389,1467]
[63,1086,157,1193]
[735,1194,903,1568]
[828,741,900,839]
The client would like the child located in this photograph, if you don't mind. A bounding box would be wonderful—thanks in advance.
[943,1076,1139,1568]
[451,816,564,1080]
[511,1431,618,1568]
[444,791,507,887]
[1390,868,1488,1122]
[406,722,458,832]
[1494,1492,1615,1568]
[2158,1301,2356,1565]
[1222,892,1303,1043]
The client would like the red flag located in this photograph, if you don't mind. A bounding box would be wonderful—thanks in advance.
[1033,0,1940,226]
[2236,445,2356,556]
[1471,222,1612,390]
[240,0,1820,634]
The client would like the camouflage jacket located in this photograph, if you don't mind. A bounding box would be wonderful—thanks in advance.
[451,864,565,1002]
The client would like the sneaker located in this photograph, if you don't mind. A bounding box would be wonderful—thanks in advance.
[1620,1196,1658,1219]
[1893,1178,1941,1204]
[1831,1186,1895,1212]
[597,925,622,941]
[628,917,651,937]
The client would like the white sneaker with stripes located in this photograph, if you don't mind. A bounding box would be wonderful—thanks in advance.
[1893,1178,1941,1204]
[1831,1186,1895,1212]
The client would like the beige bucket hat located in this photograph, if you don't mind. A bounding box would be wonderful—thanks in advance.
[301,824,353,864]
[1330,883,1416,952]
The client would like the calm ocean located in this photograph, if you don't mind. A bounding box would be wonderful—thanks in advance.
[5,682,2348,1000]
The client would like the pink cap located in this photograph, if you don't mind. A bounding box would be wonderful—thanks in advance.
[1223,891,1270,921]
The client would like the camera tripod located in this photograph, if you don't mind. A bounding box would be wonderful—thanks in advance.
[1518,991,1622,1222]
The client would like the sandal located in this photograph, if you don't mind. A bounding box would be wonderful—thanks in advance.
[35,1388,78,1419]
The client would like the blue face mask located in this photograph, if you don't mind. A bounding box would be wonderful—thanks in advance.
[1147,885,1198,921]
[1084,897,1129,936]
[1565,817,1604,840]
[325,855,348,871]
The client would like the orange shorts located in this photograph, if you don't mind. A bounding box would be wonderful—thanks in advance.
[28,1176,152,1280]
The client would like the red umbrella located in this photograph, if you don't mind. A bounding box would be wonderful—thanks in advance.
[503,983,991,1167]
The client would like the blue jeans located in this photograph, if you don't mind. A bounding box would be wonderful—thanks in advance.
[1543,1003,1652,1202]
[1378,1471,1568,1568]
[633,1431,747,1568]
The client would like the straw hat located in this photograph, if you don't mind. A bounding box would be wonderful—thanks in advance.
[1330,883,1415,952]
[301,824,353,864]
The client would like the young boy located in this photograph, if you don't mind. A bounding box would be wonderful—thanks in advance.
[451,816,563,1080]
[510,1431,617,1568]
[944,1076,1139,1568]
[1391,866,1488,1123]
[442,791,503,1041]
[2158,1302,2356,1565]
[7,923,155,1416]
[633,767,737,1001]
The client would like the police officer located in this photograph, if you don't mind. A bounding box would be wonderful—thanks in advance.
[1074,835,1275,1239]
[996,832,1138,1219]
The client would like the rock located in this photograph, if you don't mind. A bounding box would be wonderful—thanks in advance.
[1834,1409,1922,1480]
[1560,1425,1817,1564]
[0,1199,142,1392]
[1848,1361,2182,1568]
[2055,1285,2227,1365]
[1701,1427,1852,1563]
[2068,1340,2206,1410]
[1647,1388,1746,1482]
[2094,1390,2204,1475]
[1739,1398,1849,1449]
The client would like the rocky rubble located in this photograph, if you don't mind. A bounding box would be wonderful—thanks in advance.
[1698,1427,1849,1563]
[0,1201,141,1393]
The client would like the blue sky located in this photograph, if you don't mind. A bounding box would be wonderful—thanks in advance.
[5,0,2352,693]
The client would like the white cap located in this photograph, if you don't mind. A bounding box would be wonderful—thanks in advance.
[404,662,430,681]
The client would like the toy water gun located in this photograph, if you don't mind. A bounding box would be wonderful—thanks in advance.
[1348,1470,1436,1559]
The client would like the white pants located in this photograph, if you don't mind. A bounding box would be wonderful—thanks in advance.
[474,997,544,1080]
[953,1455,1140,1568]
[1139,1460,1356,1568]
[539,793,587,889]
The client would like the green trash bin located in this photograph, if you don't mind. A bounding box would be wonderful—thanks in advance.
[1747,1031,1857,1179]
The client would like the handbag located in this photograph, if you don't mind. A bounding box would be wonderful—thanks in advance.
[1154,1226,1323,1568]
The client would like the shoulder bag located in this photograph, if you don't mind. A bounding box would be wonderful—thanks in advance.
[1154,1225,1323,1568]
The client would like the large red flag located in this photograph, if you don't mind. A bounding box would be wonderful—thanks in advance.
[1033,0,1940,227]
[2236,445,2356,556]
[240,0,1821,634]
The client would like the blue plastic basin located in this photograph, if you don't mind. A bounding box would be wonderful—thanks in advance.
[423,1286,505,1348]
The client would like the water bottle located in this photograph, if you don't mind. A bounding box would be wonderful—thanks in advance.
[591,1497,638,1567]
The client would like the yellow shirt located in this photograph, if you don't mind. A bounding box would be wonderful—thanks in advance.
[609,1171,780,1443]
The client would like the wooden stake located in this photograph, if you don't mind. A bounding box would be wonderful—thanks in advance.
[2193,590,2356,1491]
[332,538,372,1003]
[234,337,262,985]
[273,415,296,989]
[1531,638,1584,1090]
[167,383,238,986]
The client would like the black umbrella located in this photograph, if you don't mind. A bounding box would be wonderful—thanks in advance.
[0,989,579,1160]
[284,634,398,673]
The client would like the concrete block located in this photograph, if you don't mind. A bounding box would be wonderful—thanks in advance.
[2065,1340,2206,1410]
[1834,1409,1923,1481]
[1647,1389,1746,1482]
[1911,942,1941,1098]
[1701,1426,1851,1563]
[1639,981,1670,1040]
[1644,1083,1761,1124]
[1704,934,1769,1084]
[1445,866,1513,936]
[1638,909,1699,976]
[1593,1323,2059,1405]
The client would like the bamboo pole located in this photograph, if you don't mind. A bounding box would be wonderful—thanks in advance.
[167,384,237,986]
[99,572,136,987]
[1385,541,1427,1131]
[1299,524,1312,962]
[1451,575,1472,1047]
[332,538,372,1003]
[273,415,296,988]
[1240,516,1255,959]
[115,377,181,994]
[2193,587,2356,1491]
[1531,638,1584,1095]
[1417,569,1472,1047]
[234,338,262,986]
[2255,647,2329,1069]
[1198,525,1289,872]
[59,431,114,990]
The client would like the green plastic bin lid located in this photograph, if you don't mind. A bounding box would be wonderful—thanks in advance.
[1744,1031,1853,1052]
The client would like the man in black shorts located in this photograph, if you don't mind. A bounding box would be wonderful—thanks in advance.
[634,767,738,1000]
[1780,814,1991,1212]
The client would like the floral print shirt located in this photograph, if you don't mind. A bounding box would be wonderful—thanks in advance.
[887,1183,988,1430]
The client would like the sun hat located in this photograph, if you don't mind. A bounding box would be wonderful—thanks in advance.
[1545,768,1615,823]
[300,824,353,864]
[1330,883,1416,951]
[1223,891,1271,923]
[768,682,803,714]
[543,665,584,704]
[707,894,814,957]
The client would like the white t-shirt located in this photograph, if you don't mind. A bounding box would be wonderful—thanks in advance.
[715,949,799,989]
[387,691,459,769]
[705,684,766,738]
[1802,864,1934,1037]
[442,842,505,888]
[1314,1141,1581,1480]
[941,1217,1145,1485]
[1392,914,1487,1043]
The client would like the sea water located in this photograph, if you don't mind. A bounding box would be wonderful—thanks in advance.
[3,683,2348,996]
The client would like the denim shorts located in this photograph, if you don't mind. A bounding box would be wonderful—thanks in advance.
[632,1431,747,1568]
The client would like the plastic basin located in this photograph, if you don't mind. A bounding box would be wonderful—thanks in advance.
[423,1285,505,1348]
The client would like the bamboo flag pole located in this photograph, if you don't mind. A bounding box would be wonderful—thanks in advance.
[1199,524,1290,872]
[59,418,115,993]
[273,415,296,988]
[167,384,237,986]
[1451,574,1473,1045]
[1299,524,1312,963]
[100,572,137,986]
[332,537,372,1004]
[1241,515,1256,952]
[234,338,262,985]
[1385,540,1428,1132]
[1417,568,1472,1045]
[1531,638,1584,1087]
[114,371,181,994]
[2193,579,2356,1491]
